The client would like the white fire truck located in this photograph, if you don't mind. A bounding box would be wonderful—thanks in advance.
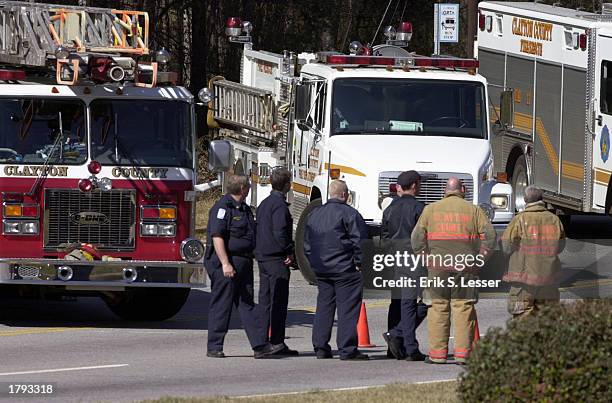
[0,1,205,320]
[478,1,612,219]
[204,18,513,282]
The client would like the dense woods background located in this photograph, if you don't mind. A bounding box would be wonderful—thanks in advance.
[43,0,604,96]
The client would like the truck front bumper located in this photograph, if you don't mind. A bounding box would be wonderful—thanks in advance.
[0,258,205,289]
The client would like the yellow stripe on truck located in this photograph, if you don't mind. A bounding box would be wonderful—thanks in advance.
[323,163,366,177]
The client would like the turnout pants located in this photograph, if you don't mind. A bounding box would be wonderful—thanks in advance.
[206,256,266,352]
[427,271,477,363]
[258,259,290,345]
[312,271,363,358]
[507,284,560,319]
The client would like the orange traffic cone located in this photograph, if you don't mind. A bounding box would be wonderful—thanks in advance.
[357,302,375,348]
[472,314,481,350]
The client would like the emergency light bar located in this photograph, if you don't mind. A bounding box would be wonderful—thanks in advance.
[321,54,479,69]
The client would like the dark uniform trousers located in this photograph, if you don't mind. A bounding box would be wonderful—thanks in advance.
[206,255,266,352]
[388,298,428,355]
[258,259,290,345]
[312,271,363,358]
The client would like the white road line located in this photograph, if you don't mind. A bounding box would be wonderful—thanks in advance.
[0,364,129,377]
[235,379,457,399]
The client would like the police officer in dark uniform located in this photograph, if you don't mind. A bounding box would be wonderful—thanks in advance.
[255,167,298,356]
[205,174,283,359]
[305,180,369,360]
[382,170,428,361]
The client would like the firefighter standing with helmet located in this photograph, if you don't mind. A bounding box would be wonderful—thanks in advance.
[411,177,496,365]
[501,186,565,318]
[204,174,284,359]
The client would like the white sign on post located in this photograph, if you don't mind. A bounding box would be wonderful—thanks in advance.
[434,3,459,54]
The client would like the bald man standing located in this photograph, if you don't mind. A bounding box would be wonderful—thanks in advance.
[304,180,369,360]
[412,177,496,365]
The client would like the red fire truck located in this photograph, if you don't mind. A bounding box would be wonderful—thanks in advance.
[0,1,204,320]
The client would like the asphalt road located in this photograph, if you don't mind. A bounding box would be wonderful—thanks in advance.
[0,216,610,402]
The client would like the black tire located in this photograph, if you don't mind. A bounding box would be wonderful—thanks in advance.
[103,287,190,321]
[512,155,528,212]
[559,215,571,232]
[294,198,322,285]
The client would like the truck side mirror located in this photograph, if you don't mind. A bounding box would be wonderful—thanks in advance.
[208,140,231,172]
[500,89,514,128]
[295,84,311,127]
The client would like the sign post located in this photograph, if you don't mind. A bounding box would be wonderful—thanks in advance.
[434,3,460,55]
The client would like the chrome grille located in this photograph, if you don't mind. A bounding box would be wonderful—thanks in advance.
[378,172,474,204]
[44,189,136,250]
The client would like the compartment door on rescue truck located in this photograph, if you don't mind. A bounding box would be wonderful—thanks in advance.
[294,75,326,199]
[594,30,612,211]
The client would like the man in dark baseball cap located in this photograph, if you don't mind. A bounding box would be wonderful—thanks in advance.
[382,170,428,361]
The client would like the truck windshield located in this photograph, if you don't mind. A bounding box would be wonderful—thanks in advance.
[332,78,486,138]
[90,99,192,168]
[0,98,87,164]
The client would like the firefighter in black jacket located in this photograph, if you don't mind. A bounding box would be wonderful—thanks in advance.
[304,180,369,360]
[204,174,283,359]
[255,167,298,356]
[381,170,428,361]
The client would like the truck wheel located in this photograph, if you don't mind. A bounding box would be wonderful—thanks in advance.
[103,288,190,321]
[294,198,322,285]
[512,156,528,211]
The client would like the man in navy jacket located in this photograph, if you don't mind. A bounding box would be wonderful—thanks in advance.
[305,180,369,360]
[255,167,298,356]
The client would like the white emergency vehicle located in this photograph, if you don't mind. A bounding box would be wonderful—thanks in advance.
[204,18,513,281]
[478,1,612,219]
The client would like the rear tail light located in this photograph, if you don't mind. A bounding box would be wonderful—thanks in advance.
[478,11,486,31]
[389,184,398,193]
[579,33,587,51]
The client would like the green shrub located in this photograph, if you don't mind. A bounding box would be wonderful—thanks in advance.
[458,299,612,403]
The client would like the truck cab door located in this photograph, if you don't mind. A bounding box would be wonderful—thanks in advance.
[593,31,612,210]
[293,77,327,200]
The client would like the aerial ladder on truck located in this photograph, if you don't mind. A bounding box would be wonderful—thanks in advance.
[0,0,169,86]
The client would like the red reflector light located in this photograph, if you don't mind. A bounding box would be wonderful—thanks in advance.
[478,11,486,31]
[78,178,93,192]
[397,22,413,33]
[414,58,479,69]
[326,55,395,65]
[21,205,39,218]
[88,160,102,174]
[0,69,26,81]
[389,184,398,193]
[226,17,242,28]
[142,207,160,219]
[579,33,587,51]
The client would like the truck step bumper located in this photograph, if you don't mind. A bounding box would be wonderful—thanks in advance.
[0,258,206,288]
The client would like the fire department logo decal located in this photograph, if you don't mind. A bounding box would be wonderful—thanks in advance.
[70,212,110,226]
[601,125,610,163]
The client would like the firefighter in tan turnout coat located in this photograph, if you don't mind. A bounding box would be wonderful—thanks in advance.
[501,186,565,319]
[411,177,496,364]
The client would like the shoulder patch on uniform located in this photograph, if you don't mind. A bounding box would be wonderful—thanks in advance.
[217,208,226,219]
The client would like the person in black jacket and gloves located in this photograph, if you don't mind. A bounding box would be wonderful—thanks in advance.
[255,167,298,356]
[305,180,369,360]
[382,170,428,361]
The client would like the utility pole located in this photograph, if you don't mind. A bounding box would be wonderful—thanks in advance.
[467,0,477,58]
